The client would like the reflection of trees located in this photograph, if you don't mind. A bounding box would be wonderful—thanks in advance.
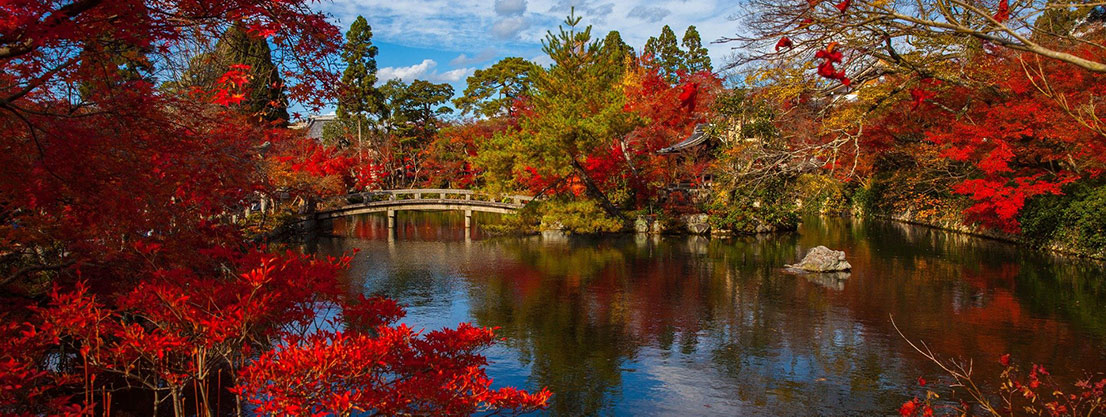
[309,216,1106,415]
[796,216,1106,387]
[1014,260,1106,340]
[466,240,635,415]
[328,211,506,241]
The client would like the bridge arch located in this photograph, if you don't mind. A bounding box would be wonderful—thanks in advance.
[314,189,535,231]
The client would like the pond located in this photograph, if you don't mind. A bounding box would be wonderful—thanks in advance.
[311,212,1106,416]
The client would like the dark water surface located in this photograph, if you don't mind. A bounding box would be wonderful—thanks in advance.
[312,213,1106,416]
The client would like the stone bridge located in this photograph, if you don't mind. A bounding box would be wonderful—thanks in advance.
[315,189,535,230]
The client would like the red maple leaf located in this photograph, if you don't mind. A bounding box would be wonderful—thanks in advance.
[775,37,794,51]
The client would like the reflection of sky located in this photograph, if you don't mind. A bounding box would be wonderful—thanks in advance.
[313,215,1106,416]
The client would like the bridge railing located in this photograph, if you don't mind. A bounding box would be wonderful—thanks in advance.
[328,189,535,209]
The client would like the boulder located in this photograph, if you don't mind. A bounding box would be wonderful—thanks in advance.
[634,216,653,234]
[786,246,852,272]
[650,220,665,235]
[681,214,711,235]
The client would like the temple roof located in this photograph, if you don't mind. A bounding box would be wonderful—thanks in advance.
[658,123,710,154]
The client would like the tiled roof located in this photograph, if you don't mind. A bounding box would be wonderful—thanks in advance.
[305,114,336,140]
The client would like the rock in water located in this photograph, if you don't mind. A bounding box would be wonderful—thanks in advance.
[786,246,852,272]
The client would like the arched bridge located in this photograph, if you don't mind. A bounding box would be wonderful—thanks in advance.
[315,189,535,229]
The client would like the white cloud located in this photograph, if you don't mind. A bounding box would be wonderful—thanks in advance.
[438,67,476,82]
[495,0,528,16]
[377,59,476,83]
[627,5,670,23]
[324,0,747,71]
[377,59,436,81]
[450,48,500,66]
[492,16,530,39]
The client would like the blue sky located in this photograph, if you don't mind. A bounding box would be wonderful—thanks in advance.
[311,0,746,115]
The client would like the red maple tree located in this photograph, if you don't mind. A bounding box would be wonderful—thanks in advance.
[0,1,550,415]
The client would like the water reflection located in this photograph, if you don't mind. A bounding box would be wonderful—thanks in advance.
[313,215,1106,416]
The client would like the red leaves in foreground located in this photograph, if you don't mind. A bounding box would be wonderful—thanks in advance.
[815,43,851,86]
[236,324,551,416]
[903,354,1106,417]
[1,248,549,416]
[776,36,794,51]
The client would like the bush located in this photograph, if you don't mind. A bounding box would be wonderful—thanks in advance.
[707,179,799,234]
[540,200,625,234]
[1065,185,1106,252]
[1019,192,1073,246]
[793,174,850,215]
[482,204,542,236]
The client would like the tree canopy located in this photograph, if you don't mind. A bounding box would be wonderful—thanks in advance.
[454,57,540,118]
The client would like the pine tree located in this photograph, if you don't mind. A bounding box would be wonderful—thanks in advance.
[334,15,383,149]
[385,79,454,142]
[681,25,712,73]
[478,10,635,219]
[642,25,685,82]
[454,57,540,117]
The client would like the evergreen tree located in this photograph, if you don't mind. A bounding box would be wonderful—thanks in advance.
[600,30,635,75]
[334,16,383,146]
[385,79,454,141]
[478,10,635,219]
[454,57,540,118]
[681,25,712,73]
[642,25,685,82]
[172,24,289,124]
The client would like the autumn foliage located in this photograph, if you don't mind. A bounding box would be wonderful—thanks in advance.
[0,1,548,415]
[900,354,1106,417]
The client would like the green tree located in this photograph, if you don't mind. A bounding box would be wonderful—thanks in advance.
[681,25,712,73]
[333,15,383,150]
[478,10,635,219]
[383,79,454,140]
[642,25,685,82]
[377,78,454,187]
[171,24,289,124]
[600,30,636,75]
[454,57,540,118]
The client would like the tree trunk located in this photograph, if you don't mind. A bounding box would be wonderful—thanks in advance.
[570,158,625,221]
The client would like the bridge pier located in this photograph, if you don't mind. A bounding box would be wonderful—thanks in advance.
[386,209,395,229]
[464,209,472,230]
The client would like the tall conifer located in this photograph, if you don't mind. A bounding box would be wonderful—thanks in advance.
[336,16,382,135]
[682,25,712,73]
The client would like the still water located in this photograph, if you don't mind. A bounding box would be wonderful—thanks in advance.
[311,212,1106,416]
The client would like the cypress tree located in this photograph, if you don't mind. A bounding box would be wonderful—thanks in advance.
[681,25,712,73]
[642,25,686,82]
[335,15,383,143]
[216,25,288,124]
[173,24,289,124]
[600,30,635,75]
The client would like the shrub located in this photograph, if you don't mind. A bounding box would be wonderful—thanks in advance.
[1065,184,1106,252]
[540,200,625,234]
[707,179,799,234]
[793,174,850,215]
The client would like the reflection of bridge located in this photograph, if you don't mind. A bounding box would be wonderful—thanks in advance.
[315,189,535,230]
